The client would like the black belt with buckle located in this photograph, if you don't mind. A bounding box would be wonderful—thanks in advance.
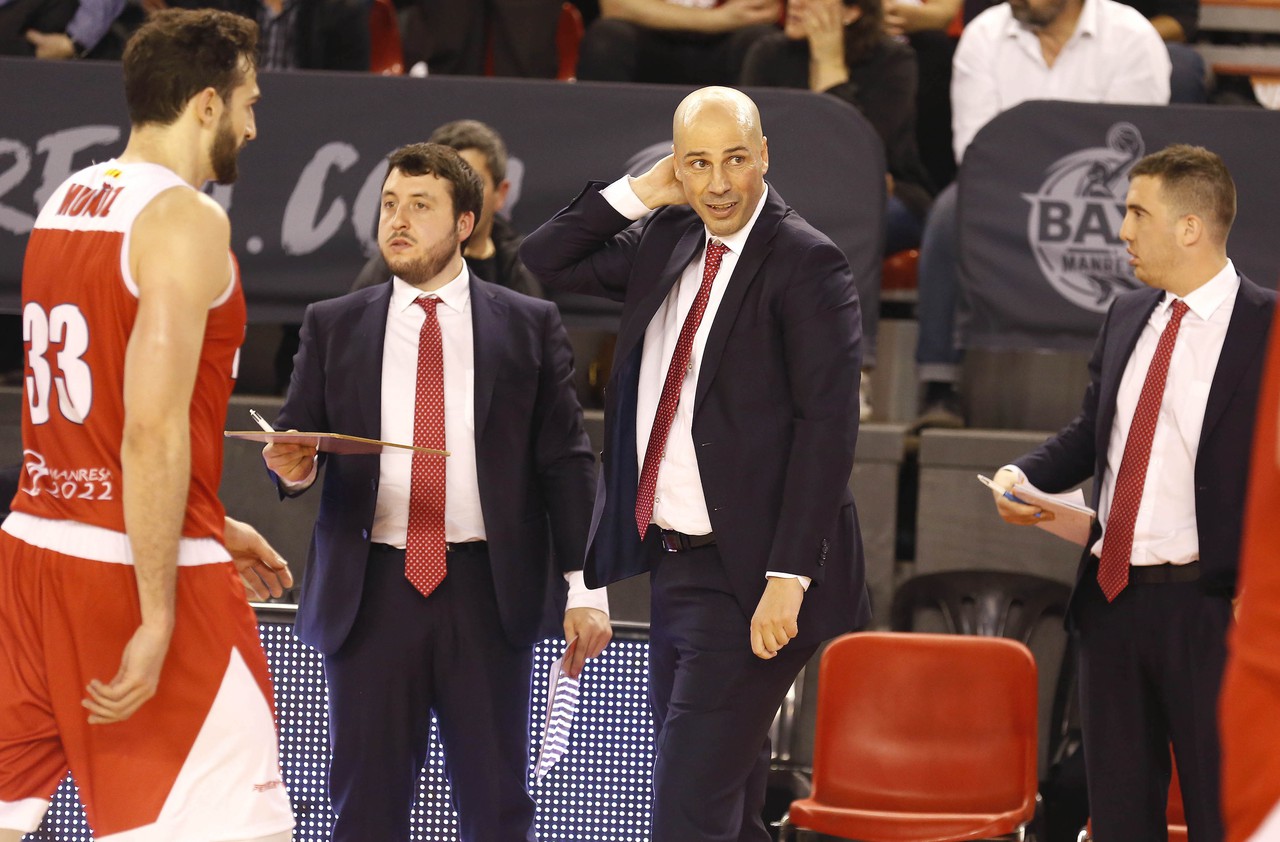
[373,541,487,556]
[659,529,716,553]
[446,541,488,555]
[1128,560,1200,584]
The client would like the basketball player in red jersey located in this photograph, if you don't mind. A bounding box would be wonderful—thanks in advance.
[0,9,294,841]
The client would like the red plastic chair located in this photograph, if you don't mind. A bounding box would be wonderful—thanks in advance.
[482,3,584,80]
[781,631,1039,842]
[555,1,585,81]
[1168,758,1188,842]
[368,0,404,76]
[881,248,920,302]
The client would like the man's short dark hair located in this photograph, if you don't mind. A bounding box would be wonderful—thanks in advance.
[122,9,258,127]
[427,119,509,186]
[1130,144,1237,242]
[384,142,484,227]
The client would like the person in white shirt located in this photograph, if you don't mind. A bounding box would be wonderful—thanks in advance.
[913,0,1170,429]
[263,142,612,842]
[988,145,1276,842]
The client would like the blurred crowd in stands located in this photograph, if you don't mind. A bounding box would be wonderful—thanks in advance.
[2,0,1274,427]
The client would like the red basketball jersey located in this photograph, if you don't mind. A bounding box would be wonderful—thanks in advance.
[12,160,244,544]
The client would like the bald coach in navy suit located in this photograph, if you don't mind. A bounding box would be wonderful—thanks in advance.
[521,87,870,842]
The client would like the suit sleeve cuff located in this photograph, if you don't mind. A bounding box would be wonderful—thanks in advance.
[767,572,812,592]
[565,569,610,615]
[600,176,653,221]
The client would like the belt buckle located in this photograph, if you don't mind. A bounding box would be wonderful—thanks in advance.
[660,531,686,553]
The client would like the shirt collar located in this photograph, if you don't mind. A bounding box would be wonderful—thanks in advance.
[391,261,471,315]
[705,185,770,257]
[1162,259,1238,322]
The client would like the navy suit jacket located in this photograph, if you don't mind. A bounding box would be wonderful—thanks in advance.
[521,183,870,646]
[276,276,596,656]
[1015,273,1275,606]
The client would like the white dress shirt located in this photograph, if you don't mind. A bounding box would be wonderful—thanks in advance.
[373,269,484,546]
[288,264,605,612]
[950,0,1170,162]
[1092,262,1239,567]
[600,177,810,589]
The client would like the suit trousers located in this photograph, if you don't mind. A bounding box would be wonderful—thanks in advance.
[323,543,537,842]
[648,543,817,842]
[1075,568,1231,842]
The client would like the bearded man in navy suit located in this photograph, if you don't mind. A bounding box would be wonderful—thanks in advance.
[263,142,612,842]
[521,86,870,842]
[990,145,1275,842]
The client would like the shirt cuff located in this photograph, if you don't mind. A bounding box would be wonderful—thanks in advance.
[767,572,812,591]
[599,176,654,221]
[565,569,610,615]
[279,458,318,493]
[999,464,1026,485]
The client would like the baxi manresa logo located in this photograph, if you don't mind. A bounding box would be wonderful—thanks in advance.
[1023,122,1146,313]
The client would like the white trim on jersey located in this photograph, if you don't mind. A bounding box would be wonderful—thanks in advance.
[209,254,237,310]
[0,796,51,833]
[1,512,232,567]
[95,648,294,842]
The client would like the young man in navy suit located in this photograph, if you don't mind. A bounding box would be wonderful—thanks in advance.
[521,87,869,842]
[263,143,611,842]
[990,145,1275,842]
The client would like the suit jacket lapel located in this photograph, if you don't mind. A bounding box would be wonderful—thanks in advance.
[693,191,783,415]
[1201,275,1270,443]
[353,283,393,440]
[470,278,507,441]
[614,222,704,375]
[1097,288,1161,438]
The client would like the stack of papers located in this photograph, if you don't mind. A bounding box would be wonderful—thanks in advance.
[534,637,580,780]
[978,475,1096,546]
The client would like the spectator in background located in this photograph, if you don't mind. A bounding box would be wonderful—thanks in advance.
[1121,0,1208,102]
[398,0,562,77]
[742,0,934,420]
[577,0,780,84]
[913,0,1169,429]
[742,0,934,255]
[157,0,369,70]
[883,0,964,188]
[0,0,125,58]
[352,119,543,297]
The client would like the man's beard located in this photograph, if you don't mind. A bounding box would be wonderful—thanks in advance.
[384,226,460,287]
[1009,0,1065,27]
[210,115,240,185]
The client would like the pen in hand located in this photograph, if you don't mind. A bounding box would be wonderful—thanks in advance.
[249,409,276,433]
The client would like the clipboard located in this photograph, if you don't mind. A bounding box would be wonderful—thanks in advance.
[978,474,1095,546]
[224,431,449,456]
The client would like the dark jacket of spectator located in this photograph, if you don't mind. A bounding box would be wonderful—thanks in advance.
[203,0,369,70]
[742,33,934,222]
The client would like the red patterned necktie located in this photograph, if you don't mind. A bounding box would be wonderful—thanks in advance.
[406,295,447,597]
[1097,299,1190,602]
[635,240,730,538]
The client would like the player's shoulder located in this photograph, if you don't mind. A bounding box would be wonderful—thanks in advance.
[136,186,230,246]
